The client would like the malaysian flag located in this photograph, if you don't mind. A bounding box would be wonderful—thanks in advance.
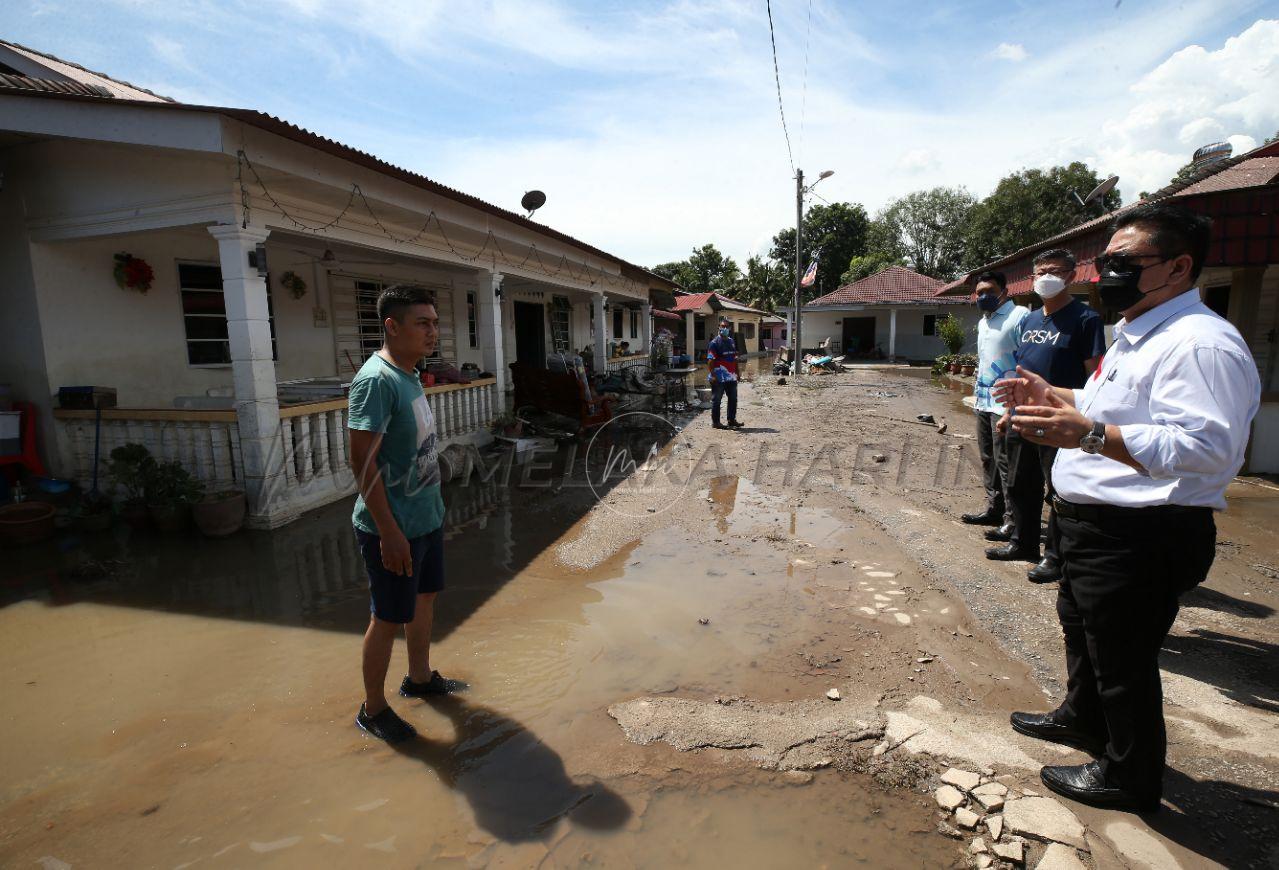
[799,253,819,288]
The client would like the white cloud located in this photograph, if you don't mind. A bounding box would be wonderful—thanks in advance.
[991,42,1027,62]
[896,148,940,174]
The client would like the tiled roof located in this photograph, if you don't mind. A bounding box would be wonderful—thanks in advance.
[1175,156,1279,196]
[0,88,661,284]
[669,291,768,315]
[0,40,172,102]
[806,265,962,307]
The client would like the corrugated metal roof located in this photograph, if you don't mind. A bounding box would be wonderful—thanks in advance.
[0,40,172,102]
[671,292,714,311]
[0,73,113,98]
[806,265,963,307]
[0,87,669,285]
[652,308,683,320]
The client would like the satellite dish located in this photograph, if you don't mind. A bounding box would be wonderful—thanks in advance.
[521,190,547,218]
[1083,175,1119,205]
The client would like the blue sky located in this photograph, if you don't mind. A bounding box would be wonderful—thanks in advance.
[4,1,1277,267]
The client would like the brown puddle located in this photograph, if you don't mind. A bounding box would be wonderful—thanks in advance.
[0,469,966,867]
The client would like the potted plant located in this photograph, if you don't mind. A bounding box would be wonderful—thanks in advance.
[145,460,204,532]
[491,412,523,439]
[931,354,952,376]
[193,488,247,537]
[109,443,156,529]
[960,354,977,377]
[937,312,967,372]
[78,490,114,533]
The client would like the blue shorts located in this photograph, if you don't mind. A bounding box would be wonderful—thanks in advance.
[356,526,445,624]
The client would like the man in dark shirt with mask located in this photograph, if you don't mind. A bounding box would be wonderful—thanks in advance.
[707,317,742,430]
[990,250,1105,581]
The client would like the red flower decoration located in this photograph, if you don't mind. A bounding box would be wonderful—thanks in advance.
[114,252,154,293]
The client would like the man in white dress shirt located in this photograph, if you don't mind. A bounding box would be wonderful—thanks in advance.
[995,203,1261,811]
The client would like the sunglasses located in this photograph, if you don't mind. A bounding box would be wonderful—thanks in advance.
[1094,252,1166,275]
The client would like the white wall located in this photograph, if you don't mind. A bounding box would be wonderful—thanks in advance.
[801,306,979,359]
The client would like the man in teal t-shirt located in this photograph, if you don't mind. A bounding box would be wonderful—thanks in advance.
[349,285,461,744]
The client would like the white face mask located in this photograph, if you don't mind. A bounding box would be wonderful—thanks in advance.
[1033,274,1067,299]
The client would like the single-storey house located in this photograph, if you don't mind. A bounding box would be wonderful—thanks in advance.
[781,265,977,361]
[937,138,1279,473]
[669,291,770,358]
[0,41,674,527]
[759,314,787,351]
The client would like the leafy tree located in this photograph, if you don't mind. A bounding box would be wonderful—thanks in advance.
[839,251,907,285]
[768,201,871,300]
[736,254,788,311]
[963,163,1120,269]
[652,243,741,293]
[875,186,977,280]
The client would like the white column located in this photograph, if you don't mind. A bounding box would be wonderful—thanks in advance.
[208,224,291,527]
[476,270,506,395]
[888,307,898,360]
[592,293,607,373]
[641,301,653,354]
[684,311,695,360]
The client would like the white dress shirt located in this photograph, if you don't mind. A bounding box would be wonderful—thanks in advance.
[1053,288,1260,511]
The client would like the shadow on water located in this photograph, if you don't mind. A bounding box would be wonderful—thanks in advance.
[391,694,632,842]
[1,425,684,641]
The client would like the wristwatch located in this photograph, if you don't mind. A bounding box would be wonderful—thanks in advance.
[1079,420,1106,454]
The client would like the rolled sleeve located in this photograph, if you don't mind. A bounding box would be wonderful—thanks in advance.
[1119,345,1259,480]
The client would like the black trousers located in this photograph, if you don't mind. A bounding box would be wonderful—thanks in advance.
[1054,501,1216,799]
[712,379,737,425]
[974,411,1010,521]
[1006,435,1060,561]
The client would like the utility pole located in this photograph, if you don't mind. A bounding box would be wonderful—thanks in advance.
[793,168,803,372]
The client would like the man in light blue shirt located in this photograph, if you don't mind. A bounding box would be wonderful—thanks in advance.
[962,271,1029,539]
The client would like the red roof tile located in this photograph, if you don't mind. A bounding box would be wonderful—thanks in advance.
[806,265,961,307]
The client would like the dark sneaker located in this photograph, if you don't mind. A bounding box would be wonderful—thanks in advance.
[355,702,417,743]
[400,670,467,698]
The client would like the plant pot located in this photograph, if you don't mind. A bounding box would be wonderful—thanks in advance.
[149,502,191,533]
[0,502,57,545]
[961,365,975,377]
[121,501,150,530]
[948,362,961,374]
[193,490,246,537]
[79,510,114,533]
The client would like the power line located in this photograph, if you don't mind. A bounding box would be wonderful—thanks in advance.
[766,0,795,174]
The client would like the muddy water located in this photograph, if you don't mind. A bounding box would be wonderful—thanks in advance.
[0,474,959,867]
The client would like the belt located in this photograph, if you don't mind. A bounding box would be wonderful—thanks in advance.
[1052,497,1210,524]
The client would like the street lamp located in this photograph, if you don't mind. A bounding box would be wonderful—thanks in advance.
[793,169,834,374]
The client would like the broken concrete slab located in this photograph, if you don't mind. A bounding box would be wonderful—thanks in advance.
[969,837,988,854]
[973,781,1009,798]
[954,807,981,829]
[991,838,1025,864]
[1034,843,1087,870]
[1002,796,1087,850]
[941,767,983,792]
[976,855,993,869]
[883,696,1043,772]
[986,815,1003,841]
[973,791,1005,811]
[935,785,966,811]
[607,696,882,771]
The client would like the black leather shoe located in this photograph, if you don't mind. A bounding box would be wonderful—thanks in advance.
[986,544,1038,562]
[1040,761,1160,812]
[984,523,1014,542]
[727,420,744,428]
[1028,559,1062,584]
[961,508,1003,526]
[1010,711,1104,755]
[712,422,728,430]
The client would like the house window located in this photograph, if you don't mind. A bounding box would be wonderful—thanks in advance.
[179,262,277,365]
[694,320,705,340]
[466,291,478,348]
[923,314,937,336]
[613,307,624,339]
[550,296,572,354]
[741,322,755,339]
[352,279,442,361]
[630,309,639,339]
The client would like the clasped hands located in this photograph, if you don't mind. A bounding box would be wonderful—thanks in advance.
[993,365,1092,449]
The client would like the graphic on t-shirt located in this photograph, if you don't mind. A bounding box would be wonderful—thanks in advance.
[412,394,440,489]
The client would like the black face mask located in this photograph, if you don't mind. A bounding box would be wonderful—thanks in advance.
[976,293,1002,312]
[1096,258,1170,312]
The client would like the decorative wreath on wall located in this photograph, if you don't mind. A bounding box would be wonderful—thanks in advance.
[113,252,154,293]
[280,270,308,299]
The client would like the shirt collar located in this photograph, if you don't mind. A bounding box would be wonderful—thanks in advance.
[1114,288,1200,345]
[985,298,1015,320]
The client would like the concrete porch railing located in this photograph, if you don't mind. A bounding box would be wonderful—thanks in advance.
[52,377,499,527]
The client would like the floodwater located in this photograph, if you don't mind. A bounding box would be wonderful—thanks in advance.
[0,469,958,868]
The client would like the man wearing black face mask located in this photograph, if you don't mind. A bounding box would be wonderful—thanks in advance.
[962,271,1027,536]
[994,204,1260,812]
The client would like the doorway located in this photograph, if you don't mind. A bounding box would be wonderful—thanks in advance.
[513,301,546,367]
[841,316,876,356]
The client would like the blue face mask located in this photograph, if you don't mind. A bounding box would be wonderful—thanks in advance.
[719,327,731,337]
[976,293,1002,312]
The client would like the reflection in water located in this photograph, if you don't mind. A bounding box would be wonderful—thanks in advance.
[393,695,631,842]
